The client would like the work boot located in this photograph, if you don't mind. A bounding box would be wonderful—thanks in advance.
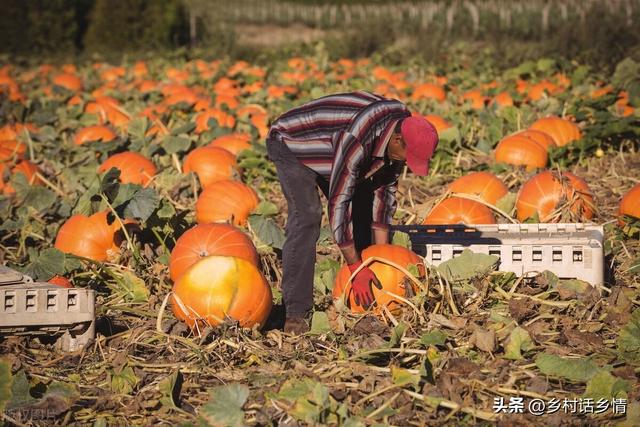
[283,317,309,335]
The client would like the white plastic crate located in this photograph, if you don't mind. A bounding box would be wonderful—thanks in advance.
[392,223,604,285]
[0,265,96,351]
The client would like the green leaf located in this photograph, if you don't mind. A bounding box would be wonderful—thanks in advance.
[503,327,533,360]
[536,58,556,72]
[617,401,640,427]
[156,199,176,219]
[109,366,139,395]
[535,353,600,382]
[123,187,160,221]
[118,271,149,303]
[128,117,149,141]
[7,371,37,410]
[314,258,340,294]
[248,214,285,250]
[495,192,517,215]
[391,366,419,388]
[309,311,331,335]
[556,278,593,299]
[438,126,460,143]
[254,201,279,216]
[389,322,407,348]
[199,383,249,427]
[163,135,192,154]
[617,309,640,363]
[272,378,330,424]
[172,122,196,135]
[0,359,13,414]
[583,370,630,401]
[435,249,499,283]
[24,248,66,281]
[21,185,57,212]
[159,370,182,410]
[391,231,411,249]
[420,330,448,347]
[100,168,121,204]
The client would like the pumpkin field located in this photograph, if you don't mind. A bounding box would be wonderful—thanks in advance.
[1,13,640,425]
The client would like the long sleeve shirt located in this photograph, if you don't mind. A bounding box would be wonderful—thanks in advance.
[267,91,410,248]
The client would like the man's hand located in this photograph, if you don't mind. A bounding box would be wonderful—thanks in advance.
[348,260,383,309]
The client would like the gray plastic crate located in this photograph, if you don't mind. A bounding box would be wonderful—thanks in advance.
[0,265,95,351]
[392,223,604,285]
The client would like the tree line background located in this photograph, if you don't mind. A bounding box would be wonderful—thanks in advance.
[0,0,639,70]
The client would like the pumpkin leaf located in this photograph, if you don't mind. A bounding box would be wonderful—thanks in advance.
[583,370,630,401]
[248,214,285,250]
[495,192,517,215]
[391,366,419,388]
[617,309,640,363]
[435,249,499,283]
[389,322,408,348]
[0,359,13,414]
[109,366,139,395]
[163,135,192,154]
[158,370,183,410]
[199,383,249,427]
[254,201,279,216]
[314,258,340,294]
[7,371,37,410]
[23,247,66,281]
[123,187,160,221]
[128,116,149,141]
[535,353,601,382]
[309,311,331,336]
[503,327,533,360]
[420,330,448,347]
[391,231,411,249]
[100,167,122,203]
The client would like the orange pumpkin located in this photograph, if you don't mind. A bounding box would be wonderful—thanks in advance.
[169,223,259,282]
[98,151,157,186]
[208,133,252,156]
[516,170,595,222]
[52,73,83,92]
[527,80,560,101]
[494,134,548,170]
[420,114,452,134]
[171,255,272,329]
[48,275,73,288]
[515,129,556,151]
[195,108,236,133]
[461,90,487,109]
[183,147,237,188]
[448,172,508,205]
[529,116,581,147]
[0,139,27,161]
[195,180,259,226]
[411,83,446,102]
[54,211,124,261]
[618,184,640,223]
[0,160,42,195]
[332,244,423,314]
[491,92,514,108]
[74,125,117,145]
[0,123,38,140]
[85,96,130,129]
[423,197,496,224]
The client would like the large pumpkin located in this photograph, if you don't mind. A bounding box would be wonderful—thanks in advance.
[195,108,236,133]
[448,172,508,205]
[183,146,237,188]
[74,125,117,145]
[171,255,273,329]
[52,73,83,92]
[332,244,423,314]
[98,151,157,186]
[529,116,581,147]
[417,113,451,134]
[423,197,496,224]
[195,180,259,226]
[169,223,259,282]
[494,134,548,170]
[516,170,595,222]
[618,184,640,224]
[54,211,124,261]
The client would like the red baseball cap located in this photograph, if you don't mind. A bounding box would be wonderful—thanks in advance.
[400,116,439,176]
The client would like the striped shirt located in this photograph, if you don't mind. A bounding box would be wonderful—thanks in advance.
[268,91,411,248]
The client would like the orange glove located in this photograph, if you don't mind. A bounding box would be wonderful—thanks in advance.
[348,261,383,309]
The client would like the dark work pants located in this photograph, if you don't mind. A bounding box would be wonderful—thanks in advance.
[266,136,373,318]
